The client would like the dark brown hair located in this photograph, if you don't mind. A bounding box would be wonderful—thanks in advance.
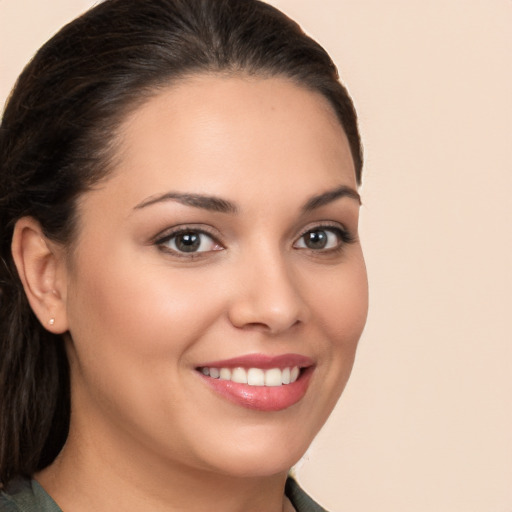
[0,0,362,483]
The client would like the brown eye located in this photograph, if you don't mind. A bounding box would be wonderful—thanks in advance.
[294,227,347,251]
[159,230,221,254]
[174,232,201,252]
[303,230,329,249]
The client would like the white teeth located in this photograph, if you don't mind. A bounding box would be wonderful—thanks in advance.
[200,366,301,386]
[219,368,231,380]
[265,368,282,387]
[247,368,265,386]
[231,367,247,384]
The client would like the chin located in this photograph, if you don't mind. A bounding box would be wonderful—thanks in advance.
[209,452,300,479]
[195,425,314,479]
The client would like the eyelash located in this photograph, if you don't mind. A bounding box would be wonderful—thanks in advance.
[153,223,355,258]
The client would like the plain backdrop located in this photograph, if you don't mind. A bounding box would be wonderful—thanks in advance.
[1,1,511,511]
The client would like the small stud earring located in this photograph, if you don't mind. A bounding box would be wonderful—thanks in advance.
[49,318,55,326]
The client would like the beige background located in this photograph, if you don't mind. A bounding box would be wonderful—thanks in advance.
[1,1,511,511]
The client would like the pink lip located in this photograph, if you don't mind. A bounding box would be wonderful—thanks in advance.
[196,353,314,412]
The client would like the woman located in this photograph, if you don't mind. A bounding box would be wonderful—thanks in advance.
[0,0,368,510]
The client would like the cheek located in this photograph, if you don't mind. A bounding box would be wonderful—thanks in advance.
[63,249,230,445]
[312,252,368,346]
[63,247,231,416]
[67,252,223,357]
[307,251,368,394]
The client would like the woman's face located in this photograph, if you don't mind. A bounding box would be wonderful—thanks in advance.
[61,75,368,477]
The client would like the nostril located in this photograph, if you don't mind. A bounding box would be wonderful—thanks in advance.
[234,318,302,335]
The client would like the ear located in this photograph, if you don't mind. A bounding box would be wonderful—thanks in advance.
[11,217,69,334]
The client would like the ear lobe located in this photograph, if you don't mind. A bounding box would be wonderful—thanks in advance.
[11,217,69,334]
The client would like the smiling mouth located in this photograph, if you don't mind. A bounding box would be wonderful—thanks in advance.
[197,366,301,387]
[195,354,313,411]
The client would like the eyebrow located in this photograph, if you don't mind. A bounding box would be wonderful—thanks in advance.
[133,185,360,214]
[134,192,238,214]
[301,185,361,212]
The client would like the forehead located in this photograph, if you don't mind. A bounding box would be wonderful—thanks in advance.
[90,75,356,211]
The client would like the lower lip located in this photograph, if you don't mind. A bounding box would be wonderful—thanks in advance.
[198,367,313,412]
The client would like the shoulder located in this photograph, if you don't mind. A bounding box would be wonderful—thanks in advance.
[0,478,61,512]
[0,494,19,512]
[0,478,28,512]
[285,476,330,512]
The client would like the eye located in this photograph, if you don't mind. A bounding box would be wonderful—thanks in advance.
[294,226,353,251]
[157,229,222,254]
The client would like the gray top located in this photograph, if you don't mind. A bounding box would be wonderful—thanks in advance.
[0,479,60,512]
[1,476,329,511]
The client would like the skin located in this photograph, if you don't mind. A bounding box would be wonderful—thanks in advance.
[25,75,368,512]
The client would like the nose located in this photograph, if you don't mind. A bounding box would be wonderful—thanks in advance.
[227,250,310,334]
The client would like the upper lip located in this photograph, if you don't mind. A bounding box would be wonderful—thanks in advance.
[196,353,314,370]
